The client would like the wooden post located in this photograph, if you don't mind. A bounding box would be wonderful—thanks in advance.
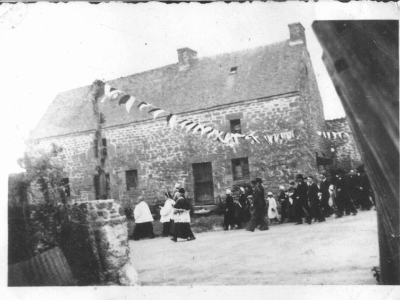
[313,20,399,284]
[90,80,107,200]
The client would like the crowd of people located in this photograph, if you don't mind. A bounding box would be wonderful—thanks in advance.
[131,165,375,241]
[223,165,375,231]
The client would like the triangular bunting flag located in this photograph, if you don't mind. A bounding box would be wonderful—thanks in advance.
[200,126,213,135]
[232,133,245,143]
[179,120,191,129]
[167,114,178,128]
[215,131,226,141]
[322,132,327,138]
[246,133,260,144]
[185,122,197,132]
[148,108,165,119]
[332,132,337,140]
[327,132,332,139]
[192,124,204,134]
[137,101,152,111]
[278,133,284,144]
[207,129,218,139]
[118,94,130,105]
[266,135,274,145]
[109,87,122,100]
[222,133,232,144]
[343,132,350,138]
[125,96,136,113]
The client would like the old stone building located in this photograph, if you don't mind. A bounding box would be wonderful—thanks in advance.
[27,23,360,208]
[325,117,363,171]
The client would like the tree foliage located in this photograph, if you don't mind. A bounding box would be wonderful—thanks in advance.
[17,143,67,204]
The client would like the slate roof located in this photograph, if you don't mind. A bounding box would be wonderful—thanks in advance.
[30,40,304,140]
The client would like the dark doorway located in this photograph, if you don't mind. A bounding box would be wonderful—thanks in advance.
[192,162,214,205]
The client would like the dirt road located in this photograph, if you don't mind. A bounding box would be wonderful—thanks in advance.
[129,210,379,285]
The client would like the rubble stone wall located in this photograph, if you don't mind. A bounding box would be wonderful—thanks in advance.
[325,117,363,171]
[28,93,326,208]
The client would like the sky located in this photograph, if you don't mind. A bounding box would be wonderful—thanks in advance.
[0,1,398,174]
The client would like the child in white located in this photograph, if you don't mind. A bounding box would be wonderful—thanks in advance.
[267,192,280,224]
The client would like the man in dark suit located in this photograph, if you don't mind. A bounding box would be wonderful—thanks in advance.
[307,176,326,223]
[356,165,374,210]
[294,174,311,225]
[246,179,269,232]
[319,173,332,217]
[335,169,357,218]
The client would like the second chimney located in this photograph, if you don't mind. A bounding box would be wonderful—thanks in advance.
[288,23,306,46]
[177,47,197,69]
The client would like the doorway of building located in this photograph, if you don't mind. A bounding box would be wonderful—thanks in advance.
[192,162,214,205]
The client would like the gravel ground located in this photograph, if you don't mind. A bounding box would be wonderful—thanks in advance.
[129,210,379,285]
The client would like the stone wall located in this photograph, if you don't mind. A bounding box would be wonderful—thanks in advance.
[28,92,326,208]
[325,117,363,172]
[299,48,330,168]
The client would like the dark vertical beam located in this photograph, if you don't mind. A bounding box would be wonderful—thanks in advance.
[90,80,107,200]
[313,20,399,285]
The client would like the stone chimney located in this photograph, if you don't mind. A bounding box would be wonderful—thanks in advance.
[288,23,306,46]
[177,47,197,70]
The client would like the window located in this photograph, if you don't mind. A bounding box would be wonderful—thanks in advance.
[230,119,242,134]
[229,66,238,74]
[61,178,71,197]
[126,170,138,191]
[94,173,110,199]
[231,157,250,181]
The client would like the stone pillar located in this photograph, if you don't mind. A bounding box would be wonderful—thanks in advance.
[66,199,138,285]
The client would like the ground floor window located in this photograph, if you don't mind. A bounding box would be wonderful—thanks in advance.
[126,170,138,190]
[231,157,250,181]
[192,162,214,205]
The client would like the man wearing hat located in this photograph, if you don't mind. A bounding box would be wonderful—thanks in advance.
[246,179,269,232]
[335,169,357,218]
[294,174,312,225]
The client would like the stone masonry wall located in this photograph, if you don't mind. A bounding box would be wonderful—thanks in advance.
[28,93,326,208]
[299,47,330,171]
[325,117,363,171]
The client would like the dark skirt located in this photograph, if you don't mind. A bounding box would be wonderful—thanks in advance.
[132,222,155,240]
[173,222,195,240]
[162,220,174,236]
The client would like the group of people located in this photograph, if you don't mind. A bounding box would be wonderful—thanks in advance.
[223,165,375,230]
[132,165,374,240]
[131,184,196,242]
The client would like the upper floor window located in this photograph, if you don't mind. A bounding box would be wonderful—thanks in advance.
[230,119,242,134]
[229,67,238,74]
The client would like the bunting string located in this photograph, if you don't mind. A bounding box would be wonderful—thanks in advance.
[317,131,350,140]
[99,81,350,146]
